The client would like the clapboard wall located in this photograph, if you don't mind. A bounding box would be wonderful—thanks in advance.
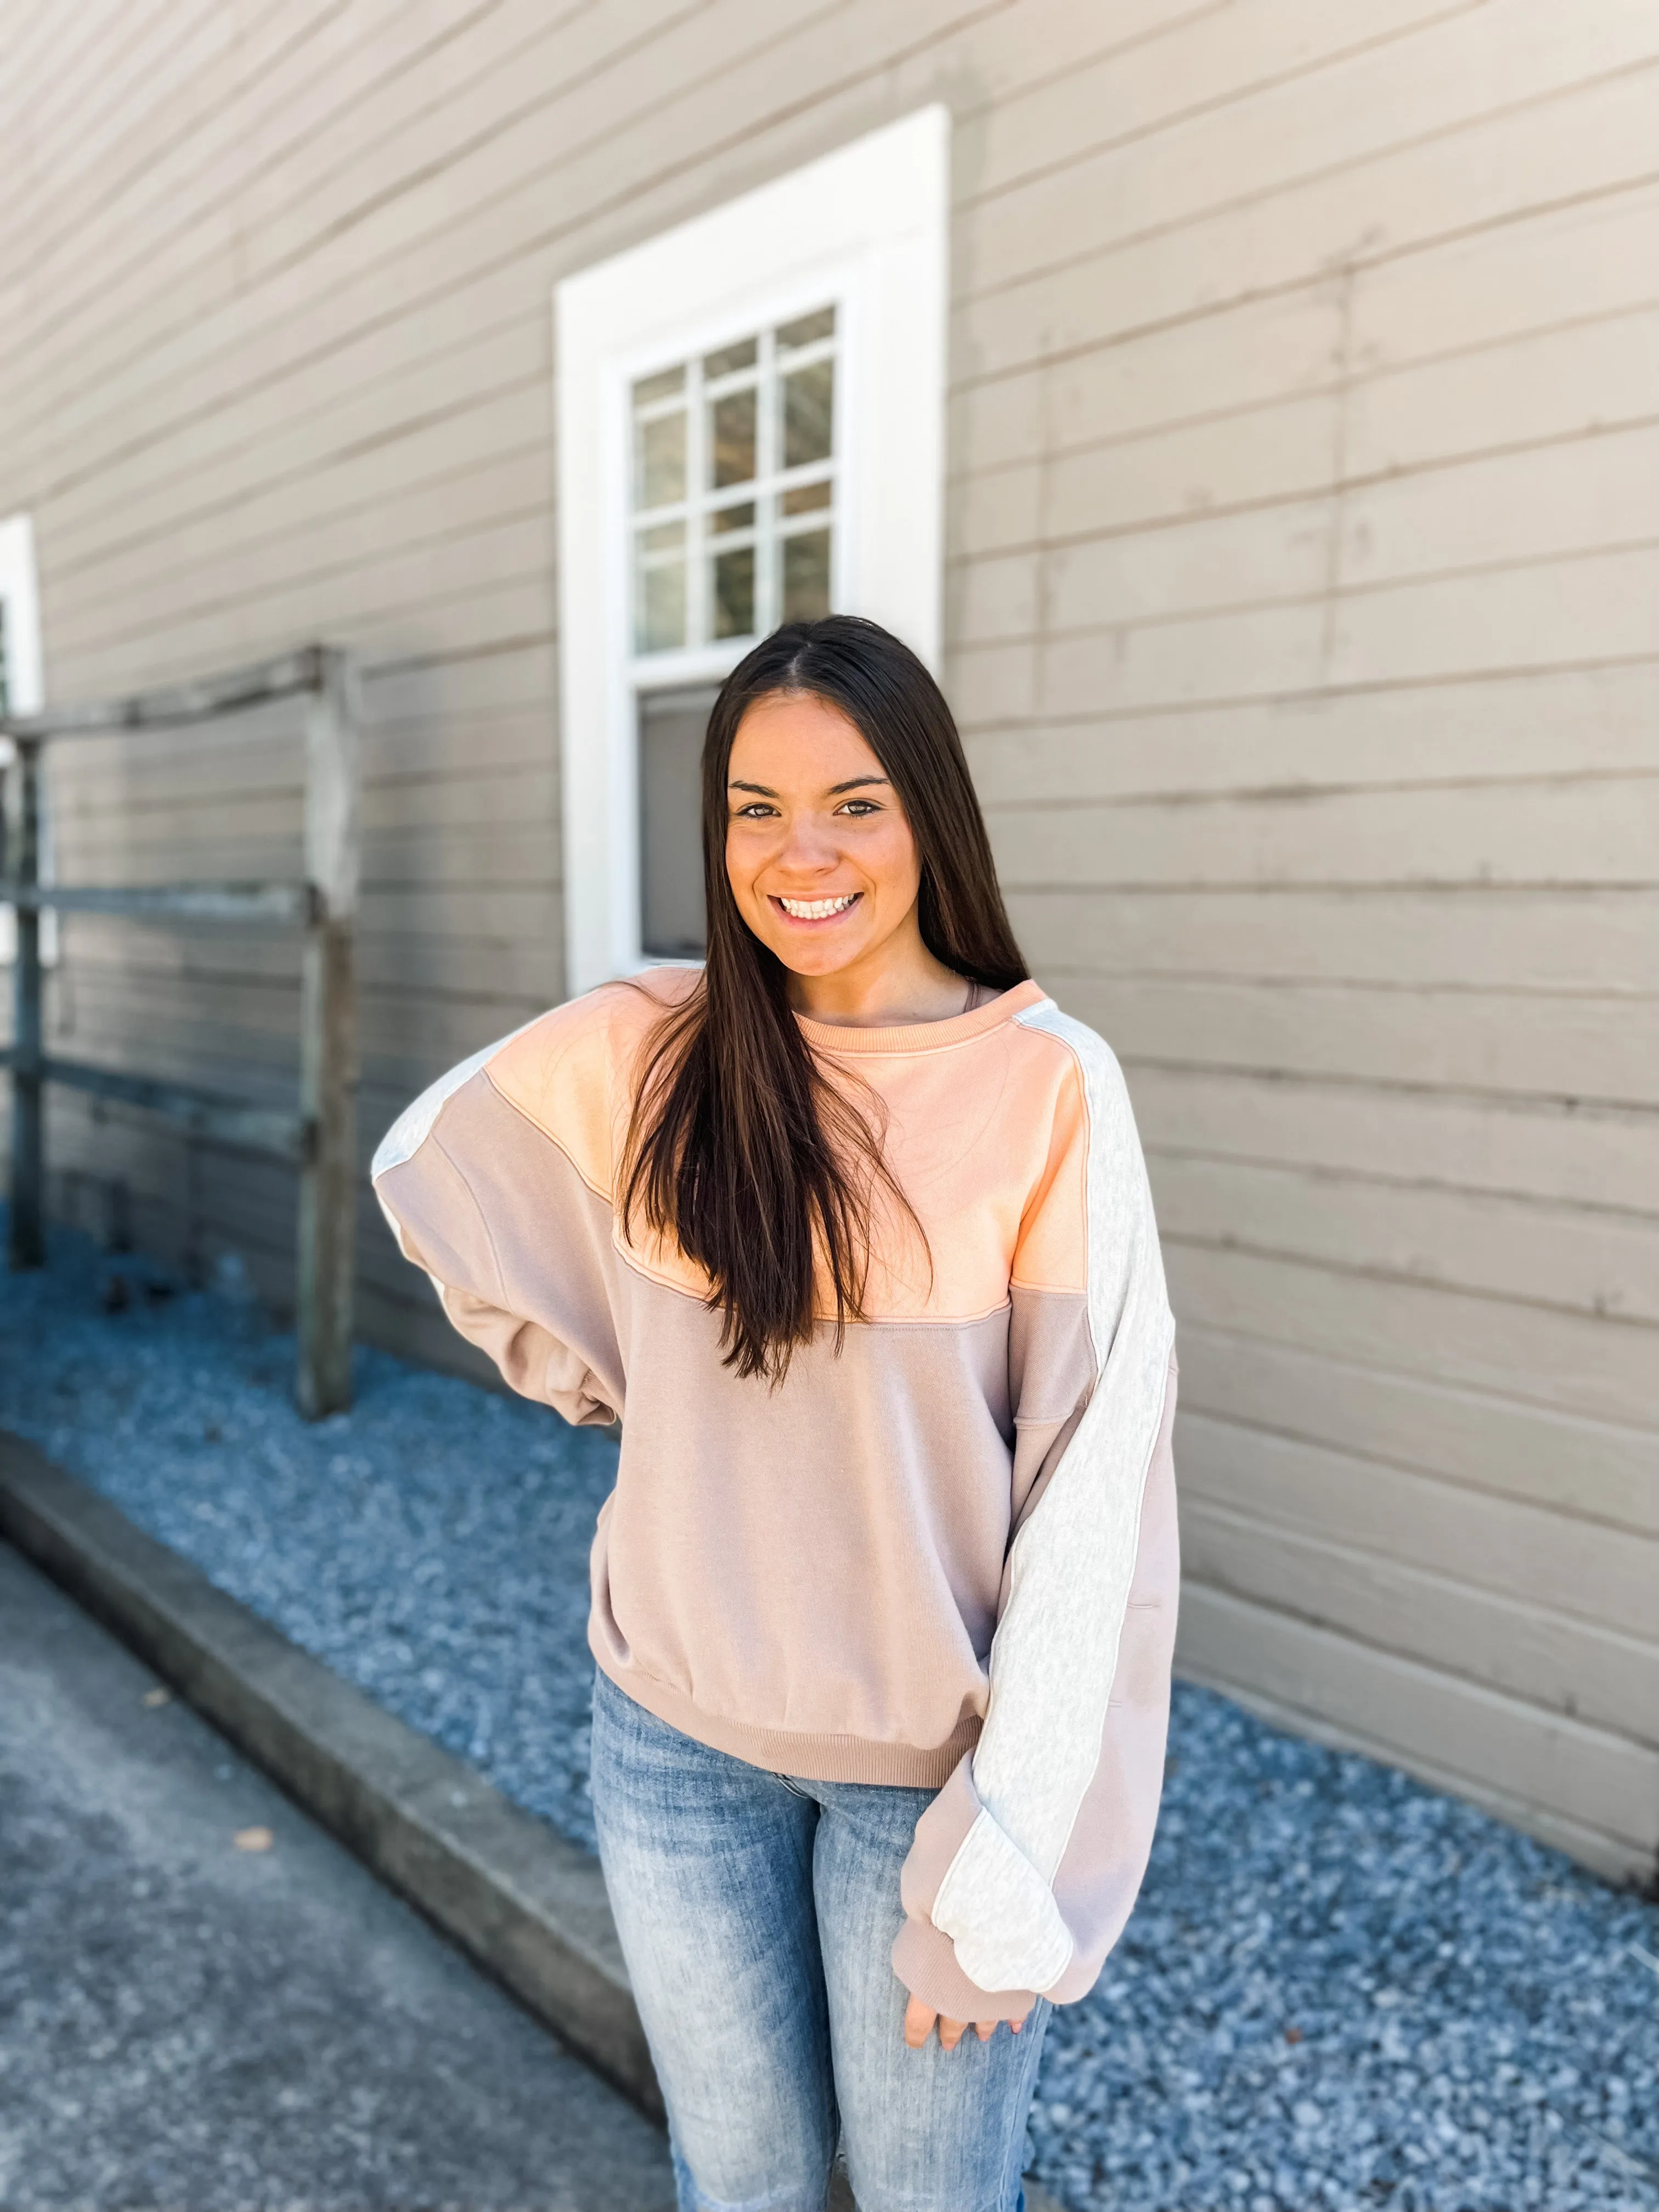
[1,0,1654,1883]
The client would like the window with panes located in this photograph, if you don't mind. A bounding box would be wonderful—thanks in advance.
[630,306,837,657]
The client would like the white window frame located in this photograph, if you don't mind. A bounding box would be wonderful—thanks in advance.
[0,514,46,968]
[0,515,44,723]
[554,105,950,996]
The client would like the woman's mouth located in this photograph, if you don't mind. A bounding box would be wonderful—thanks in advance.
[771,893,862,924]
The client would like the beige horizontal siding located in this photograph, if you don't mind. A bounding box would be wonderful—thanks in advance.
[1183,1321,1658,1539]
[1158,1155,1659,1330]
[1137,1063,1657,1217]
[994,776,1659,888]
[1169,1239,1652,1434]
[1178,1585,1659,1882]
[1181,1412,1657,1629]
[1068,973,1655,1112]
[955,60,1658,383]
[968,662,1659,794]
[3,0,1655,1881]
[1010,887,1659,1000]
[1182,1503,1658,1750]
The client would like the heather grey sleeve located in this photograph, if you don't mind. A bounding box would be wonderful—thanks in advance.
[895,1007,1178,2008]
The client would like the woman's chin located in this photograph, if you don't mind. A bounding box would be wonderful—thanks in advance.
[771,937,869,979]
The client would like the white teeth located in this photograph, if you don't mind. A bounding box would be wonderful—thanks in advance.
[778,894,859,919]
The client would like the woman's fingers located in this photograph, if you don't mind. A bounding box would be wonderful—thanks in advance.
[901,1991,1029,2048]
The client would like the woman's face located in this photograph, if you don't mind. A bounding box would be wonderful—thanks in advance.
[725,690,922,980]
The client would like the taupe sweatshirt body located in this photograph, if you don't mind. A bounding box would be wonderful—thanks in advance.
[372,969,1180,2018]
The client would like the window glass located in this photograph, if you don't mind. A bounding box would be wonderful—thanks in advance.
[782,359,833,470]
[709,388,757,488]
[629,303,836,658]
[782,530,831,624]
[634,365,685,404]
[776,306,836,351]
[635,408,685,509]
[712,546,756,639]
[639,687,717,957]
[635,521,686,652]
[703,337,758,378]
[781,479,831,517]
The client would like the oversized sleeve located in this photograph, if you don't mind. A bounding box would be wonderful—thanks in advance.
[369,1005,629,1430]
[892,1005,1180,2017]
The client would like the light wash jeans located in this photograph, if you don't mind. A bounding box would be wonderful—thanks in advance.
[590,1668,1051,2212]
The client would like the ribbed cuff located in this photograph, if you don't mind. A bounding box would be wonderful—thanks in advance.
[890,1915,1039,2023]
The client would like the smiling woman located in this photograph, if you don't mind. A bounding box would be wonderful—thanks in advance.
[371,617,1180,2212]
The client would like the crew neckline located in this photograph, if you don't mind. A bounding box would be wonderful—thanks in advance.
[793,977,1047,1055]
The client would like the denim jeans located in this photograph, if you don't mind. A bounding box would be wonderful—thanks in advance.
[590,1668,1051,2212]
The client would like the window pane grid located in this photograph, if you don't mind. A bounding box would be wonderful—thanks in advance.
[631,306,836,657]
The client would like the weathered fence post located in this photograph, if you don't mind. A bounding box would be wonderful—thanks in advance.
[295,648,360,1418]
[7,738,44,1270]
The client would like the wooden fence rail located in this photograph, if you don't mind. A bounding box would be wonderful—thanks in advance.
[0,644,360,1417]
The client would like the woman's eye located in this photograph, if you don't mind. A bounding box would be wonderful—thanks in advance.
[838,800,879,817]
[732,802,777,819]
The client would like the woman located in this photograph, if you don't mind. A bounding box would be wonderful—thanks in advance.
[372,616,1180,2212]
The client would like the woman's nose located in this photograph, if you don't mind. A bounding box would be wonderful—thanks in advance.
[774,815,841,873]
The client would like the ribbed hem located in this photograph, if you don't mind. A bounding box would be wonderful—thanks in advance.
[793,978,1048,1057]
[595,1654,982,1787]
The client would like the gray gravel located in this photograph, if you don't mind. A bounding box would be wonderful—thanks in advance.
[1031,1699,1657,2211]
[2,1229,614,1853]
[3,1220,1656,2212]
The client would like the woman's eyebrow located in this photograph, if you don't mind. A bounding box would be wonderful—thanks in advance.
[727,775,890,797]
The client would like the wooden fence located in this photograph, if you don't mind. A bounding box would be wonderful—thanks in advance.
[0,646,360,1417]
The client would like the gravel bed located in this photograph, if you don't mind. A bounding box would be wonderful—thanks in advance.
[3,1221,1655,2212]
[1,1227,613,1852]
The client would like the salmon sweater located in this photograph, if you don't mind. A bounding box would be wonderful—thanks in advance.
[371,969,1180,2019]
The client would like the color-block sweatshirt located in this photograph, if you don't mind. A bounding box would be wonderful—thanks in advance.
[371,969,1180,2019]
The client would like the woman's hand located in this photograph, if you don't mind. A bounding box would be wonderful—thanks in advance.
[903,1993,1026,2050]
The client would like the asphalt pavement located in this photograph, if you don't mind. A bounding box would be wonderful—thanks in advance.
[0,1539,676,2211]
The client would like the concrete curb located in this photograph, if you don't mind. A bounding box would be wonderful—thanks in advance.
[0,1429,1062,2212]
[0,1428,661,2121]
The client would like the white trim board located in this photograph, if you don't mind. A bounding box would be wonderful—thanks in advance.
[0,513,43,719]
[554,106,950,997]
[0,514,46,967]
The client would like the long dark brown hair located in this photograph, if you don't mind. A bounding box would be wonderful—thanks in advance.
[619,616,1027,1382]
